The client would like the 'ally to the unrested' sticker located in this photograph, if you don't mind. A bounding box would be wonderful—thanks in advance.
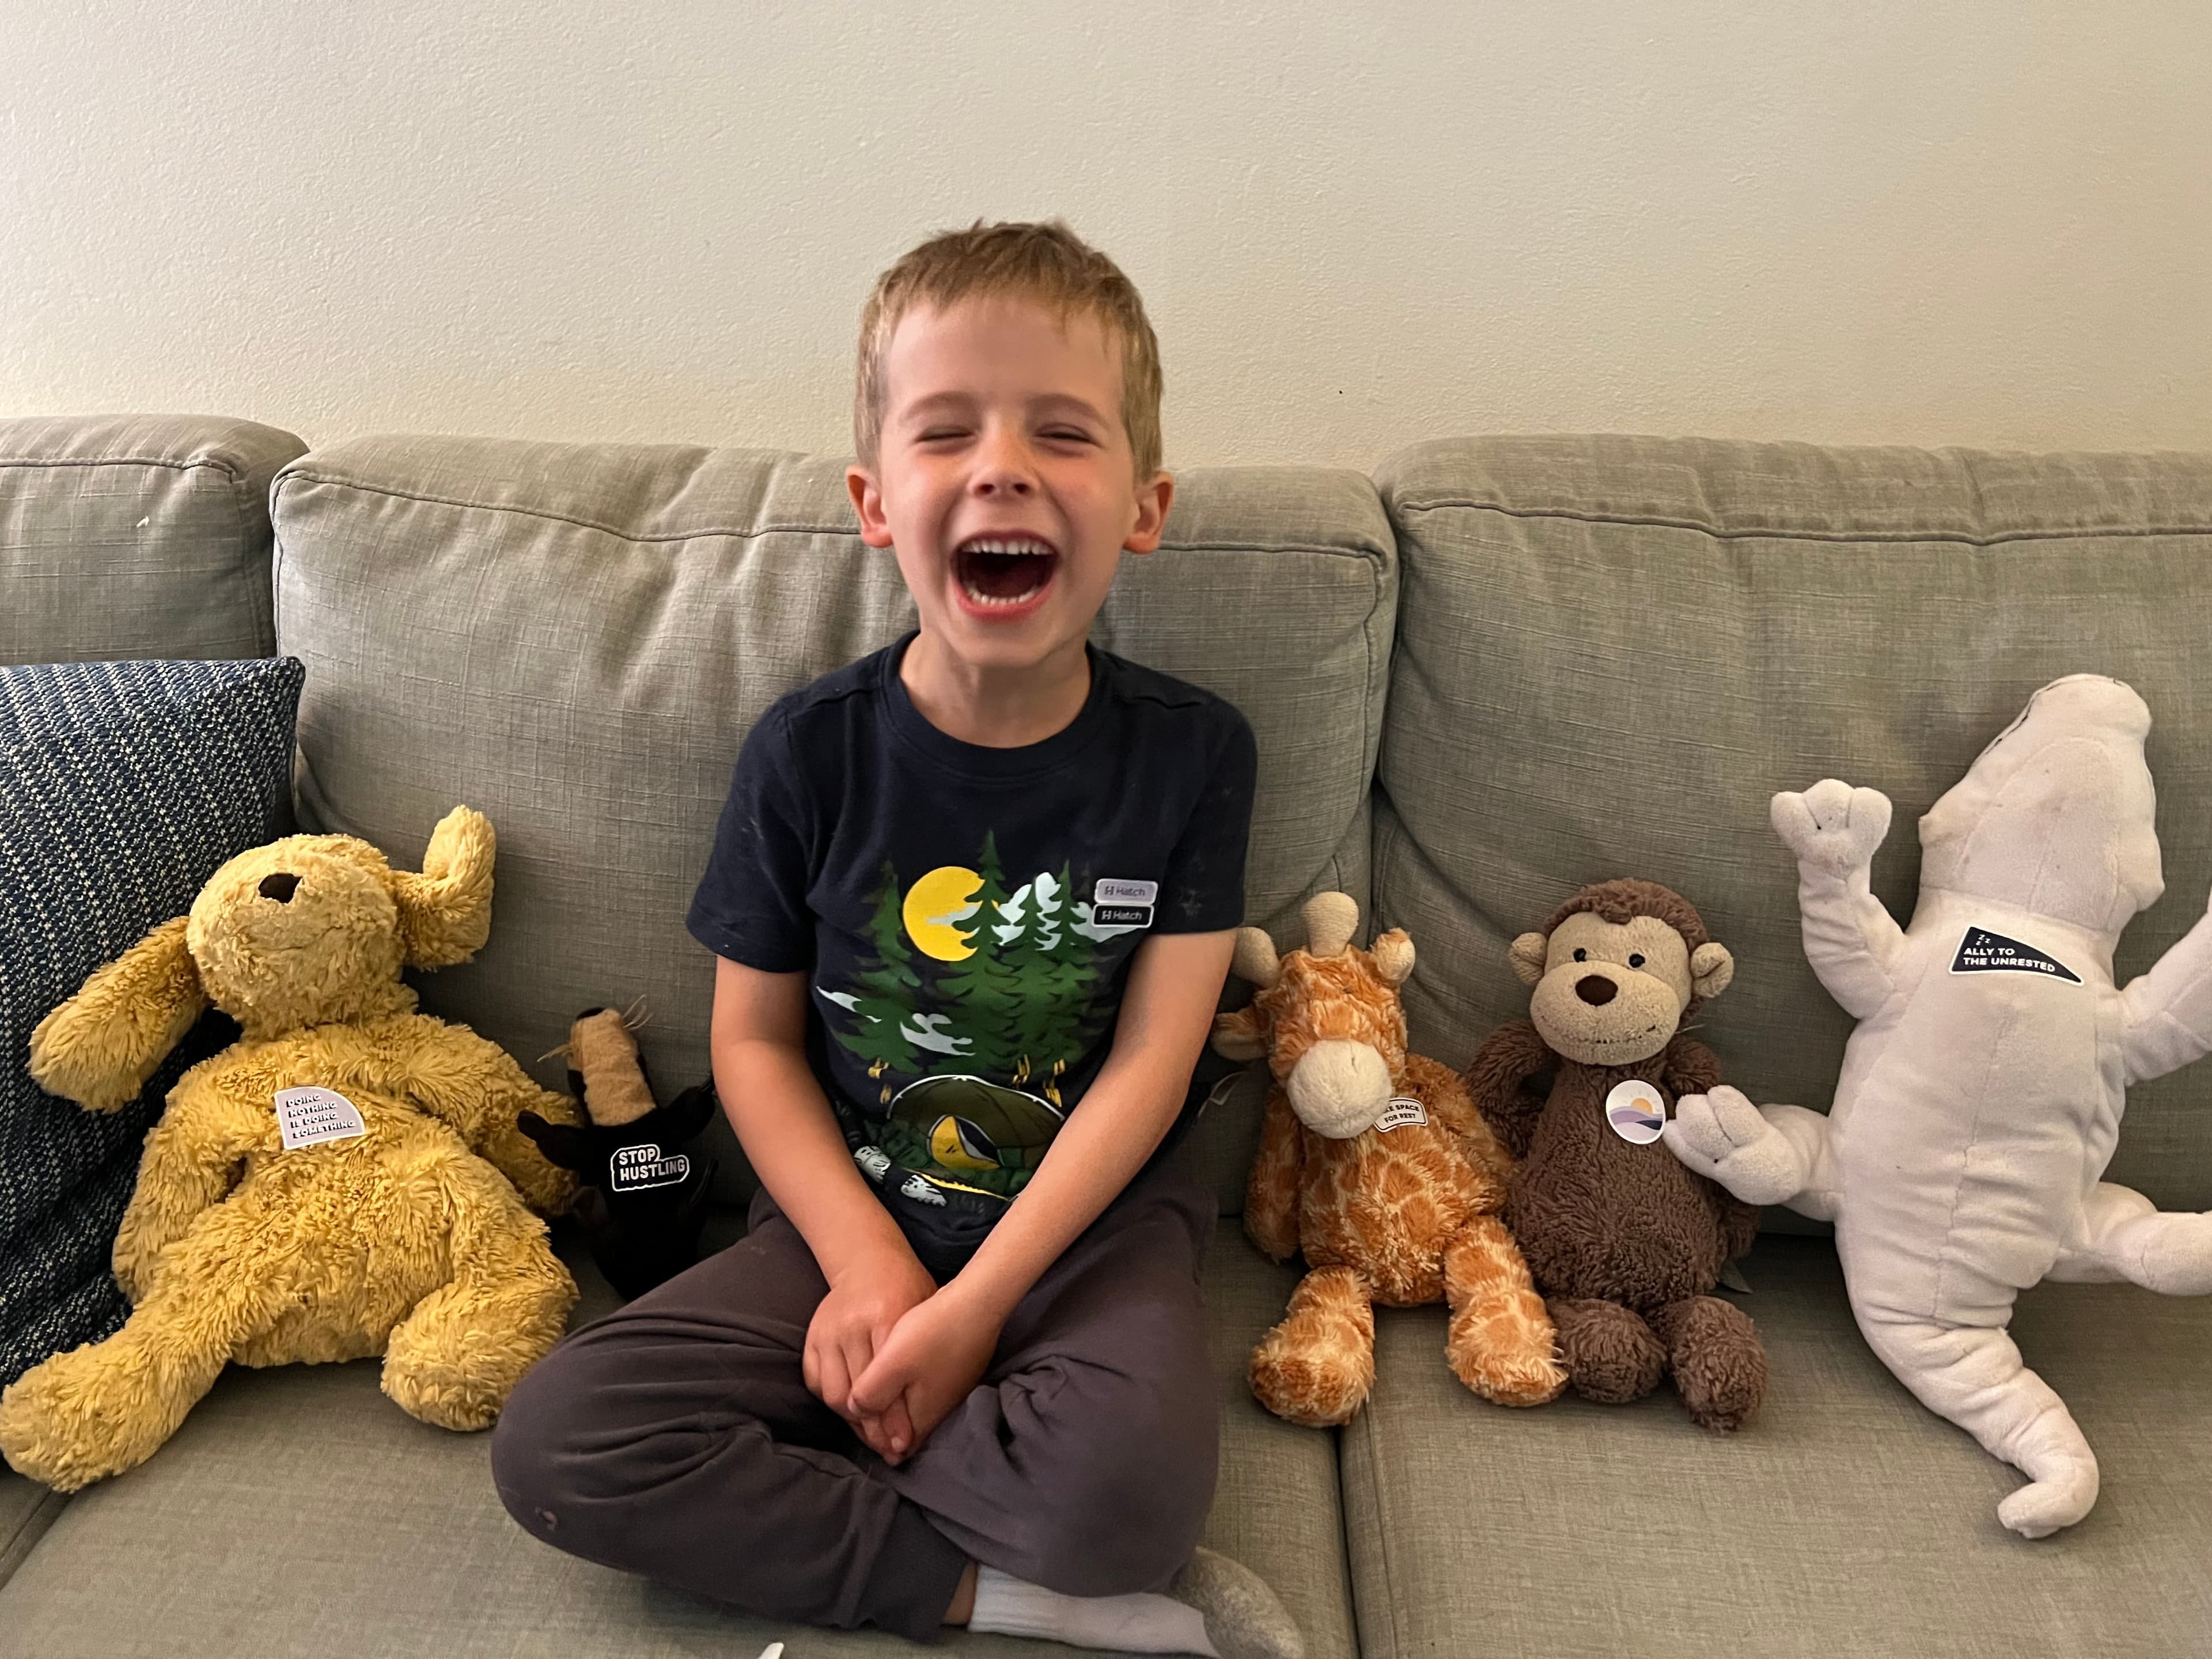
[274,1086,368,1150]
[609,1142,691,1192]
[1604,1080,1666,1145]
[1950,926,2082,983]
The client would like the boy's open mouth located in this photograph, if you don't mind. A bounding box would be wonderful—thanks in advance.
[954,536,1059,610]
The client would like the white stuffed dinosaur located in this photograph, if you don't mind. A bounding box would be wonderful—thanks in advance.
[1667,674,2212,1537]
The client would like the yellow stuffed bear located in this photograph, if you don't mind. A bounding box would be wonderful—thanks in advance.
[0,808,581,1491]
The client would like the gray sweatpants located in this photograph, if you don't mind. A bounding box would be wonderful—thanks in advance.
[490,1165,1220,1642]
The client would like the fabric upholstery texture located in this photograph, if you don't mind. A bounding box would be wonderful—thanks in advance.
[0,1471,64,1590]
[0,659,301,1389]
[1340,1233,2212,1659]
[270,437,1395,1211]
[0,1219,1357,1659]
[0,415,305,665]
[1371,435,2212,1212]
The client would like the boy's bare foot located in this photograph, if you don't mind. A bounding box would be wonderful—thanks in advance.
[963,1548,1302,1657]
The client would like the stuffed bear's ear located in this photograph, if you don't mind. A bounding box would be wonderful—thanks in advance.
[390,806,496,968]
[29,916,208,1112]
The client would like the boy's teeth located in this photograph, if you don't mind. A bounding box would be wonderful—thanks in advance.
[961,577,1047,606]
[963,537,1052,556]
[956,536,1055,606]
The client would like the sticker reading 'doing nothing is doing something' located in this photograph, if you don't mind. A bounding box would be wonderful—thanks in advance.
[274,1086,368,1149]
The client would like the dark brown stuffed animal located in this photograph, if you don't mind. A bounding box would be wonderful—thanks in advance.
[1466,879,1767,1432]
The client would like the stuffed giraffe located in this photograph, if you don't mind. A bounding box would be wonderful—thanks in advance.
[1213,893,1565,1426]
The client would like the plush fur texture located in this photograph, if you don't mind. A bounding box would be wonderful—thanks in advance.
[1217,893,1563,1427]
[0,808,579,1491]
[1468,878,1767,1433]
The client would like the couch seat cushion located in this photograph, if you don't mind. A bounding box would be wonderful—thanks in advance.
[270,438,1395,1213]
[1,415,306,665]
[1340,1234,2212,1658]
[1370,434,2212,1211]
[0,1220,1356,1658]
[0,1469,63,1588]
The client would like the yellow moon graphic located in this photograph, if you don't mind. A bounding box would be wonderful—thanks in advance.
[903,866,983,961]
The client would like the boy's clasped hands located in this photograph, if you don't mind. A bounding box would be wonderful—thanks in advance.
[805,1244,999,1464]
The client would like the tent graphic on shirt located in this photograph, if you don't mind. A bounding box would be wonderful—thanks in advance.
[825,833,1116,1192]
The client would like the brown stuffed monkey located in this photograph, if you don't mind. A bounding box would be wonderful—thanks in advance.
[1465,878,1767,1432]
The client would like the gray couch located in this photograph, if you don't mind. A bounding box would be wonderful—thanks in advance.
[4,413,2210,1658]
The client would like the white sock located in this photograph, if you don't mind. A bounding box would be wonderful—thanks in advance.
[968,1565,1221,1657]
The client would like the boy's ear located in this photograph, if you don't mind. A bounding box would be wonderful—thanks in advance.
[847,465,894,549]
[31,916,209,1112]
[1123,472,1175,555]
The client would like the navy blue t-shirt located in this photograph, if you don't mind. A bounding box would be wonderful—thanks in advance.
[688,634,1257,1275]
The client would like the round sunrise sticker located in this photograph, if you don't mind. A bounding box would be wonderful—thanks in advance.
[1605,1080,1666,1144]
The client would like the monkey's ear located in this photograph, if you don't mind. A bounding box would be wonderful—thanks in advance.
[1690,942,1735,1001]
[1509,931,1548,986]
[1370,929,1415,986]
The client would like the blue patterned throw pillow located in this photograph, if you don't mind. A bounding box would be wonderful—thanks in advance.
[0,658,302,1387]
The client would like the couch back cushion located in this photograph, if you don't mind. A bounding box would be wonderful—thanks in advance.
[0,416,306,666]
[270,437,1394,1209]
[1372,435,2212,1213]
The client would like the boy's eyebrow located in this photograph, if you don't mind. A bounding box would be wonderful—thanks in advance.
[898,391,979,424]
[897,391,1111,425]
[898,393,1106,422]
[1027,392,1110,424]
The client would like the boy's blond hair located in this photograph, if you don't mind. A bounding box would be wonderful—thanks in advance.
[855,219,1164,482]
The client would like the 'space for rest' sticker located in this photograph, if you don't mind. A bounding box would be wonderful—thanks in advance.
[1373,1096,1429,1132]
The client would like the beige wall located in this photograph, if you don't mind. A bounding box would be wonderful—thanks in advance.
[5,3,2206,467]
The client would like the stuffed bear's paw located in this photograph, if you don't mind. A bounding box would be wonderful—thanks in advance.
[1666,1086,1804,1206]
[0,1340,172,1491]
[1771,779,1892,873]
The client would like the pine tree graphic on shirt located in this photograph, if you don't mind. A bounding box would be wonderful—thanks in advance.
[1002,861,1101,1102]
[829,865,923,1103]
[932,834,1028,1078]
[822,836,1116,1195]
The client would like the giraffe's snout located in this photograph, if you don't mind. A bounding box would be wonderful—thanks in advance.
[1286,1039,1392,1139]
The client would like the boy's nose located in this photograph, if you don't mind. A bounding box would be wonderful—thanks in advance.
[971,428,1037,497]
